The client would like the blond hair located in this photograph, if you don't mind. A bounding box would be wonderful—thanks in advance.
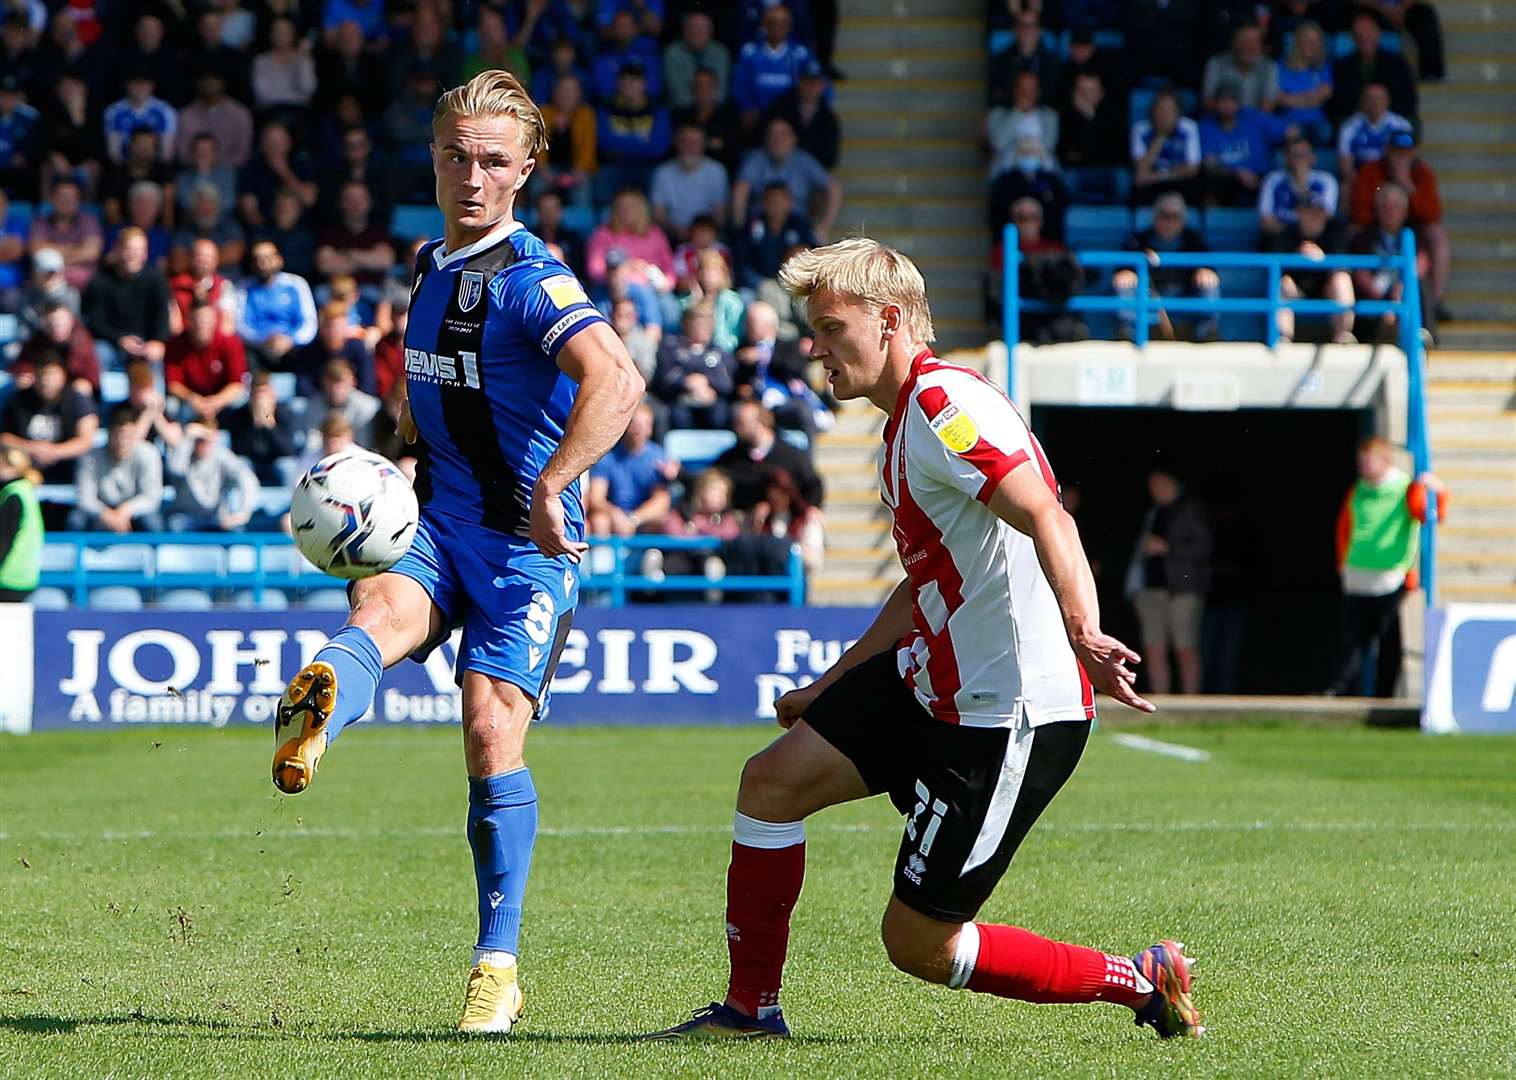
[1,447,42,487]
[778,237,935,344]
[433,69,548,157]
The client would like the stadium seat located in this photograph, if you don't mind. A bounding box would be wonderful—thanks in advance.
[232,588,290,610]
[227,543,304,576]
[1203,208,1262,252]
[81,544,154,574]
[29,586,69,609]
[99,370,130,404]
[156,588,216,609]
[88,586,145,610]
[1129,86,1198,128]
[268,371,298,400]
[155,544,227,580]
[298,589,352,609]
[40,542,76,573]
[1065,205,1133,252]
[663,428,738,471]
[258,487,294,517]
[559,205,597,236]
[778,429,810,453]
[1333,30,1399,58]
[0,314,19,350]
[391,204,444,242]
[6,201,32,224]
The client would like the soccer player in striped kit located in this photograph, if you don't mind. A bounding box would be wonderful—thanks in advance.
[651,239,1202,1040]
[271,71,643,1033]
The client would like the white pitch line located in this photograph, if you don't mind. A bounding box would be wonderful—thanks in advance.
[1110,732,1212,763]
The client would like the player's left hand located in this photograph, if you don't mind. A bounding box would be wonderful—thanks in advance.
[1072,631,1155,713]
[531,480,590,563]
[397,397,417,444]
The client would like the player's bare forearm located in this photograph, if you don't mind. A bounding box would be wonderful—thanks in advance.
[540,322,645,496]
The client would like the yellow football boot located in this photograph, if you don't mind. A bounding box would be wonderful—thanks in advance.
[272,661,335,794]
[457,962,525,1034]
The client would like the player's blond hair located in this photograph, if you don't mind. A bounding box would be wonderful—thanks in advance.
[432,70,548,158]
[778,237,935,343]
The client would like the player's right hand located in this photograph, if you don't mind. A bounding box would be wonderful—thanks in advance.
[530,480,591,563]
[397,397,417,444]
[774,683,823,729]
[1072,631,1155,713]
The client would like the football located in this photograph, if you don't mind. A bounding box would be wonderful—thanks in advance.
[289,449,419,580]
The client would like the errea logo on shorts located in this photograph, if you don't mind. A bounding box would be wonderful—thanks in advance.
[405,347,481,388]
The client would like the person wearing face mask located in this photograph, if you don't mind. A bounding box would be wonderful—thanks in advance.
[988,70,1059,182]
[989,135,1068,242]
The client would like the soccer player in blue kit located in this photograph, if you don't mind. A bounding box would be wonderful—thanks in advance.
[270,71,643,1033]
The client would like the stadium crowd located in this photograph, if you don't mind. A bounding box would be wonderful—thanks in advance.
[0,0,845,589]
[989,0,1452,345]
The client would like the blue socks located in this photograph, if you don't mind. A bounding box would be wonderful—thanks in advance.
[312,626,383,742]
[468,768,538,956]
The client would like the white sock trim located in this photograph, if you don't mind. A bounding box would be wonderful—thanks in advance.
[732,812,805,849]
[473,948,515,969]
[948,923,980,990]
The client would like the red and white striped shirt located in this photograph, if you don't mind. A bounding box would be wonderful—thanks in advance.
[882,349,1095,729]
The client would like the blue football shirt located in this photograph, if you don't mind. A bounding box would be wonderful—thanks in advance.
[404,219,606,542]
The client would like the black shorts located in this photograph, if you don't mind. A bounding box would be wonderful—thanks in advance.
[804,650,1090,922]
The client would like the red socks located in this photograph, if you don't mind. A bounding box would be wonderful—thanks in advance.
[963,923,1145,1005]
[724,814,806,1016]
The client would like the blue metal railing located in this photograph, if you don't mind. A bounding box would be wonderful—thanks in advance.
[37,532,807,607]
[1002,227,1437,603]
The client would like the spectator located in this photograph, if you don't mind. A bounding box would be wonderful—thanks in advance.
[663,467,741,541]
[1269,195,1357,344]
[1275,20,1335,147]
[166,418,261,533]
[749,466,826,573]
[1332,11,1418,123]
[765,59,840,171]
[114,14,185,106]
[593,250,665,337]
[373,304,408,407]
[1057,70,1128,204]
[165,300,248,422]
[316,181,395,288]
[252,15,318,113]
[238,239,318,371]
[464,6,531,84]
[674,66,745,174]
[172,183,246,273]
[174,134,238,226]
[610,296,659,385]
[69,404,165,533]
[537,74,598,208]
[388,5,461,100]
[1113,192,1220,342]
[1328,435,1446,696]
[0,14,37,100]
[320,125,392,225]
[663,12,731,109]
[989,11,1063,109]
[0,447,41,602]
[17,247,79,336]
[1126,0,1204,89]
[652,299,738,429]
[101,128,177,229]
[735,299,828,436]
[1124,467,1212,695]
[28,176,102,290]
[238,120,319,231]
[651,124,730,240]
[1053,23,1126,110]
[123,358,184,450]
[296,411,356,476]
[1131,88,1202,205]
[110,182,174,269]
[0,73,42,201]
[532,189,586,278]
[733,117,841,241]
[1202,23,1279,112]
[1004,196,1066,257]
[530,36,591,105]
[1358,0,1446,82]
[81,228,172,370]
[586,401,676,537]
[0,352,98,484]
[222,369,298,484]
[683,249,746,353]
[672,215,734,290]
[322,1,386,47]
[176,72,253,170]
[302,357,381,447]
[102,69,177,164]
[315,18,387,115]
[1259,136,1339,234]
[998,197,1076,343]
[1350,182,1430,341]
[185,8,252,103]
[733,4,814,131]
[594,61,672,198]
[37,71,106,199]
[290,303,377,396]
[717,400,823,511]
[988,71,1059,179]
[1337,83,1413,190]
[15,301,99,396]
[253,187,318,280]
[988,135,1069,241]
[1198,83,1288,207]
[592,9,663,101]
[1349,129,1450,322]
[170,238,238,334]
[0,188,25,311]
[586,188,676,292]
[388,73,444,203]
[735,181,816,291]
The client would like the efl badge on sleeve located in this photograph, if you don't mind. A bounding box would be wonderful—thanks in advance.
[541,274,589,309]
[929,403,980,454]
[457,270,485,313]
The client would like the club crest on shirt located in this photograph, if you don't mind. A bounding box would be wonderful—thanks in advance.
[457,270,485,313]
[928,402,979,454]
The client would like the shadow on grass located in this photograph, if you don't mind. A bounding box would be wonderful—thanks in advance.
[0,1012,238,1035]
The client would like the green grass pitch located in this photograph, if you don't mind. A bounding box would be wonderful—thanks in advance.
[3,721,1515,1078]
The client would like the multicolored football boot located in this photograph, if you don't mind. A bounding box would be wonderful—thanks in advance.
[272,661,335,794]
[643,1002,791,1040]
[1132,940,1204,1038]
[457,961,525,1034]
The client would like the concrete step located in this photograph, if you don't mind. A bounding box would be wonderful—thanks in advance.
[1429,417,1516,445]
[1423,146,1516,171]
[843,196,984,229]
[1441,293,1516,320]
[832,48,986,81]
[1425,353,1516,380]
[838,138,984,172]
[1427,399,1516,421]
[1427,379,1516,406]
[824,518,894,547]
[1430,464,1516,496]
[840,111,983,143]
[1435,233,1516,262]
[810,574,903,607]
[1442,208,1516,231]
[824,498,892,526]
[1441,582,1516,603]
[849,0,982,18]
[1434,323,1516,351]
[835,164,984,198]
[1416,118,1516,141]
[844,14,980,50]
[835,81,983,113]
[1442,176,1516,202]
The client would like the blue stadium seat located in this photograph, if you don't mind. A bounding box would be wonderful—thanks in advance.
[227,543,304,576]
[392,204,444,242]
[559,204,597,236]
[0,314,19,350]
[28,586,70,610]
[258,487,293,517]
[1204,208,1262,252]
[664,428,738,471]
[155,544,227,579]
[156,588,215,609]
[778,429,810,452]
[268,371,298,400]
[1333,30,1399,58]
[7,201,32,225]
[99,370,131,404]
[88,586,145,610]
[1130,86,1199,128]
[1065,205,1133,251]
[81,544,154,574]
[40,541,76,573]
[232,589,290,610]
[1216,267,1270,342]
[298,589,351,609]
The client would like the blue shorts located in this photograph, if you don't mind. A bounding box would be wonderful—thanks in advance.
[387,509,579,716]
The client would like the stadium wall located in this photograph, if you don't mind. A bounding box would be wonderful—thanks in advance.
[2,607,873,735]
